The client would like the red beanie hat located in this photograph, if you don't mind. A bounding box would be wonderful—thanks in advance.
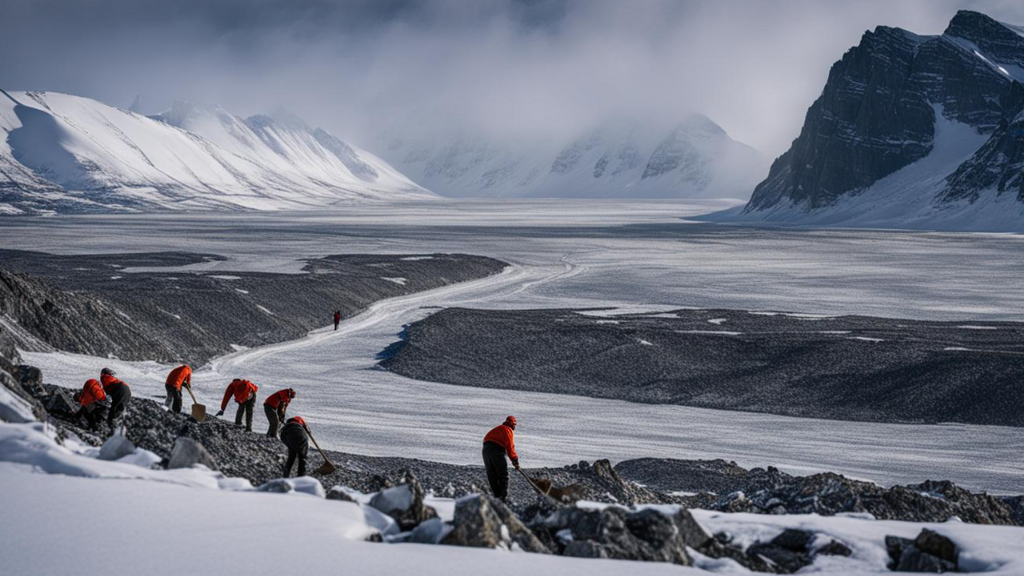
[504,415,517,427]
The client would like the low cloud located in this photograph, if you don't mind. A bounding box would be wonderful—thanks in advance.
[3,0,1023,156]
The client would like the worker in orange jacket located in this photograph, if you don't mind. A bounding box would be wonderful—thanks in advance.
[264,388,295,438]
[217,378,259,431]
[280,416,310,477]
[100,367,132,433]
[482,416,519,501]
[164,365,192,414]
[72,378,108,431]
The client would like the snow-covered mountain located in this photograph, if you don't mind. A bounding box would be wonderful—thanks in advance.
[0,90,432,215]
[377,115,767,199]
[728,10,1024,231]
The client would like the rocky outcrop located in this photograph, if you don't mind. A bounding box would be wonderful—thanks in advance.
[672,466,1020,526]
[382,306,1024,427]
[443,494,551,553]
[742,10,1024,227]
[0,330,46,423]
[0,249,506,365]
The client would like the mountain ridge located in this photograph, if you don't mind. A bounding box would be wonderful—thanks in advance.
[0,90,432,215]
[730,10,1024,231]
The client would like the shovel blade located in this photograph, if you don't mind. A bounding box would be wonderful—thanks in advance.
[191,403,207,422]
[314,462,337,475]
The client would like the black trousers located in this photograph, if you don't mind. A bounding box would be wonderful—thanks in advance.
[482,441,509,500]
[265,404,282,438]
[77,402,107,430]
[106,383,132,430]
[281,422,309,477]
[165,384,183,413]
[235,395,255,431]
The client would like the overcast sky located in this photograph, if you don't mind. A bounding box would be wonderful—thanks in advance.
[3,0,1024,156]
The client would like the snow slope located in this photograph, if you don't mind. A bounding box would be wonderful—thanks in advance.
[0,90,432,214]
[378,115,767,200]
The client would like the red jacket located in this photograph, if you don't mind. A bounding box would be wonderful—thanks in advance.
[333,312,341,323]
[287,416,306,427]
[79,379,107,407]
[264,388,294,410]
[165,365,192,390]
[100,373,129,393]
[221,379,258,411]
[483,424,518,463]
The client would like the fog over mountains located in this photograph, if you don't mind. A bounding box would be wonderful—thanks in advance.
[379,114,767,199]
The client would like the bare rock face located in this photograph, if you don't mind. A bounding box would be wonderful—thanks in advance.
[443,494,551,553]
[744,10,1024,219]
[367,471,437,531]
[168,437,217,470]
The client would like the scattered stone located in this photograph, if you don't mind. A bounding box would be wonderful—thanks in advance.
[816,539,853,557]
[97,434,136,461]
[167,437,217,470]
[913,529,958,564]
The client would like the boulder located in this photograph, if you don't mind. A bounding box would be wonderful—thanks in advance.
[256,479,293,493]
[97,434,136,461]
[44,388,77,417]
[327,486,355,502]
[167,437,217,470]
[443,494,550,553]
[914,529,958,564]
[367,471,437,531]
[408,518,454,545]
[887,529,959,573]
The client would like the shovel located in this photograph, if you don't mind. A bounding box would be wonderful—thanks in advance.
[304,425,338,475]
[185,386,206,422]
[515,466,553,497]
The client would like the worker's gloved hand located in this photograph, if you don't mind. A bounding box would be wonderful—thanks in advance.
[512,459,520,470]
[215,410,224,417]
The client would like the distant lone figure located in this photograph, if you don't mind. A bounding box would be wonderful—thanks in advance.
[217,378,259,432]
[280,416,310,477]
[482,416,519,501]
[264,388,295,438]
[164,364,192,414]
[333,310,341,331]
[73,378,108,431]
[100,367,132,434]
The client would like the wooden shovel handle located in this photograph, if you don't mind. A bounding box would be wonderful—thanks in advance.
[185,385,198,403]
[303,425,335,466]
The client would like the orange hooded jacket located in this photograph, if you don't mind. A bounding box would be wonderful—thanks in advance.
[221,379,259,411]
[483,423,518,463]
[264,388,294,409]
[100,373,129,393]
[79,379,107,407]
[165,365,191,390]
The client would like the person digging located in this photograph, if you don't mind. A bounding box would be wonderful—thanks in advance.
[482,415,520,501]
[100,367,132,435]
[216,378,258,432]
[164,364,192,414]
[280,416,310,477]
[264,388,295,438]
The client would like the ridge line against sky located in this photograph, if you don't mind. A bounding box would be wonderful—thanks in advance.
[3,0,1024,156]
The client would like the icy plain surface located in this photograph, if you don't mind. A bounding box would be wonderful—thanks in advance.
[8,200,1024,492]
